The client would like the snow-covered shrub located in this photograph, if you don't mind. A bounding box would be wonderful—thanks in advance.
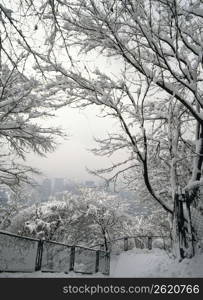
[152,238,165,249]
[7,187,131,247]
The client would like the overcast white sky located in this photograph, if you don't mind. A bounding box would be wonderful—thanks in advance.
[4,10,128,184]
[26,104,127,183]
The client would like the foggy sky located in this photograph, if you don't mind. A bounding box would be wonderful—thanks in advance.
[26,49,127,182]
[26,105,127,183]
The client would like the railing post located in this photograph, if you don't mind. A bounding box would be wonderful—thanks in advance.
[35,239,44,271]
[148,236,152,250]
[69,246,75,271]
[104,251,110,275]
[95,250,100,273]
[124,237,128,251]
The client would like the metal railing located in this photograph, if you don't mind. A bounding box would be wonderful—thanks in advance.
[0,230,110,275]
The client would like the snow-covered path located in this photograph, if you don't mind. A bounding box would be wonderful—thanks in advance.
[111,249,166,277]
[110,248,203,277]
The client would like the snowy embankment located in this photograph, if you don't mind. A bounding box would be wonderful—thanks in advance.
[0,248,202,278]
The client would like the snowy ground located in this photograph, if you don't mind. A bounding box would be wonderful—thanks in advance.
[110,248,203,277]
[0,248,202,278]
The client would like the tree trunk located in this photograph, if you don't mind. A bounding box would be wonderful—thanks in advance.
[191,125,203,182]
[172,193,182,259]
[173,192,195,259]
[102,228,109,252]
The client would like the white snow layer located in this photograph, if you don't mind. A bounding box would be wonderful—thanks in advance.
[110,248,203,278]
[0,248,202,278]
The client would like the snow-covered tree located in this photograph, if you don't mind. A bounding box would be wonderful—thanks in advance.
[0,190,22,230]
[0,183,42,230]
[0,5,67,191]
[2,0,203,257]
[8,187,132,247]
[0,64,64,188]
[26,0,201,258]
[77,187,128,250]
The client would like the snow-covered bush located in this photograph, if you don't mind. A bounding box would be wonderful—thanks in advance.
[152,238,165,250]
[7,188,131,247]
